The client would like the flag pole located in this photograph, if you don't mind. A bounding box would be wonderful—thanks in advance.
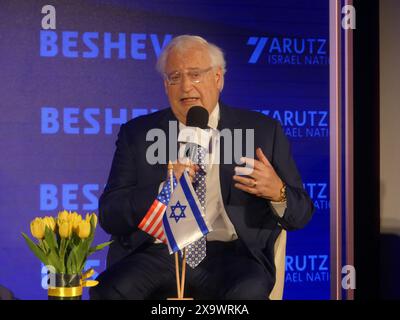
[168,161,181,298]
[174,251,181,298]
[180,248,187,298]
[167,161,193,300]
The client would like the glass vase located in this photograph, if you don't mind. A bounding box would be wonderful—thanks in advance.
[48,273,82,300]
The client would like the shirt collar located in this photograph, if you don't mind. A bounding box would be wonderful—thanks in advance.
[208,103,219,129]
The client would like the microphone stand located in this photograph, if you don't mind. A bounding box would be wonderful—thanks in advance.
[167,161,193,300]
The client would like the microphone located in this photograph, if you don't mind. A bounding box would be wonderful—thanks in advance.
[186,105,209,129]
[178,106,211,163]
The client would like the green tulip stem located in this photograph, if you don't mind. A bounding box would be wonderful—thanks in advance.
[59,238,67,273]
[38,239,48,254]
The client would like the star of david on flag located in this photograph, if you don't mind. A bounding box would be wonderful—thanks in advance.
[163,171,212,254]
[169,201,187,222]
[138,174,177,243]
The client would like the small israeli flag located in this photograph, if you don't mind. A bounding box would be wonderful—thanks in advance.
[162,171,212,254]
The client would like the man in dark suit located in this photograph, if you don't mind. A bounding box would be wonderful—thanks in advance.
[90,35,314,300]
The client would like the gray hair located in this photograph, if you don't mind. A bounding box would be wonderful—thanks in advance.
[156,35,227,76]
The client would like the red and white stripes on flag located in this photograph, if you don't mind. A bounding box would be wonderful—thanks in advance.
[138,175,177,242]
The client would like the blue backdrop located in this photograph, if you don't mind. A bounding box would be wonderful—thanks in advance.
[0,0,330,299]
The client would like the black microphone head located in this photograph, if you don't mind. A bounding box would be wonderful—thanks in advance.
[186,106,209,129]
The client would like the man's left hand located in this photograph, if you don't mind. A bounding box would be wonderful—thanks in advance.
[233,147,283,202]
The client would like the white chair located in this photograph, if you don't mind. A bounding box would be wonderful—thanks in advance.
[268,229,287,300]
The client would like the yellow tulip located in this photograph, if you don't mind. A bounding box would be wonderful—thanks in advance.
[57,211,68,228]
[69,211,79,221]
[85,213,98,228]
[77,220,91,239]
[69,212,82,232]
[30,218,45,239]
[59,220,72,238]
[42,216,56,231]
[92,213,98,228]
[58,210,69,221]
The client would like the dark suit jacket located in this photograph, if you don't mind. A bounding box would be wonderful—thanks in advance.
[99,103,314,280]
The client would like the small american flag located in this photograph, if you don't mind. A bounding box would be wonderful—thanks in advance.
[138,174,177,242]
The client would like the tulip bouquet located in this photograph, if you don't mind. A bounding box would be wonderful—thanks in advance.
[22,210,112,275]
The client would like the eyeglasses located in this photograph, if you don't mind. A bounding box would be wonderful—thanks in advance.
[164,67,213,85]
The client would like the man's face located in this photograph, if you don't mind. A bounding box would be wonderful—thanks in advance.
[164,45,223,124]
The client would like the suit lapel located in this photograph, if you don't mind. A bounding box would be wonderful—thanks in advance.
[217,103,240,205]
[155,108,179,175]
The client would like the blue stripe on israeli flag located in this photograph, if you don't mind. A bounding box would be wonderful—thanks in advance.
[180,173,209,235]
[162,213,179,252]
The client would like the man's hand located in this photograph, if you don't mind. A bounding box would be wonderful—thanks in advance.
[233,148,284,202]
[171,158,199,183]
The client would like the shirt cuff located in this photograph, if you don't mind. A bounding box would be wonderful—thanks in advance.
[270,200,287,218]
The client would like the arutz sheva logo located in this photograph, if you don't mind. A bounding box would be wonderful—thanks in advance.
[246,36,328,65]
[246,5,356,65]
